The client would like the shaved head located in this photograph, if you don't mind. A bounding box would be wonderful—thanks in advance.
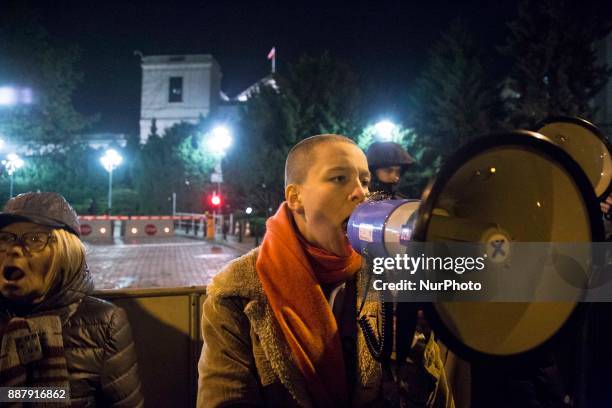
[285,134,357,188]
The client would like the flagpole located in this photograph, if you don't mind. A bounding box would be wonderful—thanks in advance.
[268,47,276,74]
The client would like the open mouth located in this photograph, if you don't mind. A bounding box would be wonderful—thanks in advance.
[3,266,25,282]
[341,217,350,235]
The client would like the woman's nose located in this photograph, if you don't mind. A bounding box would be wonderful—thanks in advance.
[350,182,367,203]
[6,242,26,257]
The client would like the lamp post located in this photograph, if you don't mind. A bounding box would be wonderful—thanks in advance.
[206,125,233,201]
[205,126,233,238]
[100,149,123,214]
[2,153,24,198]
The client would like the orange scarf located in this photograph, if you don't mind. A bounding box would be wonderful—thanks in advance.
[256,203,362,407]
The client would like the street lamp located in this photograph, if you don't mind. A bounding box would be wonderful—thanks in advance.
[100,149,123,214]
[0,86,33,106]
[374,120,396,141]
[207,126,233,155]
[2,153,24,198]
[205,126,233,239]
[205,125,233,200]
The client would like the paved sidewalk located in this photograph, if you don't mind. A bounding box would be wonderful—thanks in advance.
[174,230,261,254]
[86,236,246,290]
[208,236,260,254]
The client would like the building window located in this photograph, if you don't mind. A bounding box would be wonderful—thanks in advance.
[169,77,183,103]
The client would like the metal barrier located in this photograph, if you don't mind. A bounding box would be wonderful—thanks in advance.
[174,213,206,238]
[125,216,174,238]
[79,214,247,241]
[78,216,124,242]
[96,287,206,408]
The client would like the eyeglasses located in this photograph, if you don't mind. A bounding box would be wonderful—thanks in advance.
[0,231,55,253]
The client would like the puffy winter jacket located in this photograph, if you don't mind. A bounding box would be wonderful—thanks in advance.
[0,263,143,407]
[62,296,143,407]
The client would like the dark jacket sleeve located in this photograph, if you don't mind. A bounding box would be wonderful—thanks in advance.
[197,295,263,408]
[100,306,144,407]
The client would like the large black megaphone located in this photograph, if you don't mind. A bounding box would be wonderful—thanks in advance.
[536,116,612,201]
[348,130,605,363]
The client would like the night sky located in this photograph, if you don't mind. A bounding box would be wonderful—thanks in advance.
[3,0,610,135]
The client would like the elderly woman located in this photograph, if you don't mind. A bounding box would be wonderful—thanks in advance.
[0,192,143,407]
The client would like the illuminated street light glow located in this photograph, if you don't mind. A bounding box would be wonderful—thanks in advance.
[20,88,33,104]
[100,149,123,172]
[0,87,34,106]
[3,153,25,198]
[0,87,17,106]
[374,120,396,141]
[3,153,24,176]
[207,126,233,155]
[245,207,253,215]
[100,149,123,214]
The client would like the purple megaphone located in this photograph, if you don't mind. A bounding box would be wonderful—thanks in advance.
[347,199,421,258]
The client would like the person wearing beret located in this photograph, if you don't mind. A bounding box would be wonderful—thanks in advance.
[0,192,143,407]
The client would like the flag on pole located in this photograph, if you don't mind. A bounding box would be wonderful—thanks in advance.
[267,47,276,60]
[267,47,276,73]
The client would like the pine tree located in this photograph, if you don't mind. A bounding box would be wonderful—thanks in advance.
[500,0,611,128]
[133,121,216,214]
[411,21,497,158]
[224,53,363,214]
[286,52,363,138]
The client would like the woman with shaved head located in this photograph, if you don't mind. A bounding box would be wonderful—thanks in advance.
[197,134,452,407]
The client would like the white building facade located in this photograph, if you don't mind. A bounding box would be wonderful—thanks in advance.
[139,54,222,143]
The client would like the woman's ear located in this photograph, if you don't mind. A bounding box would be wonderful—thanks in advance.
[285,184,304,213]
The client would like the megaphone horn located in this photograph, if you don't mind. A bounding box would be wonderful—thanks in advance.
[536,116,612,200]
[349,130,604,363]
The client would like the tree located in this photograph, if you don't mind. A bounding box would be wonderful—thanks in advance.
[224,83,298,213]
[11,144,107,213]
[224,53,363,214]
[0,7,93,149]
[286,52,363,137]
[133,121,216,214]
[411,21,498,158]
[500,0,611,128]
